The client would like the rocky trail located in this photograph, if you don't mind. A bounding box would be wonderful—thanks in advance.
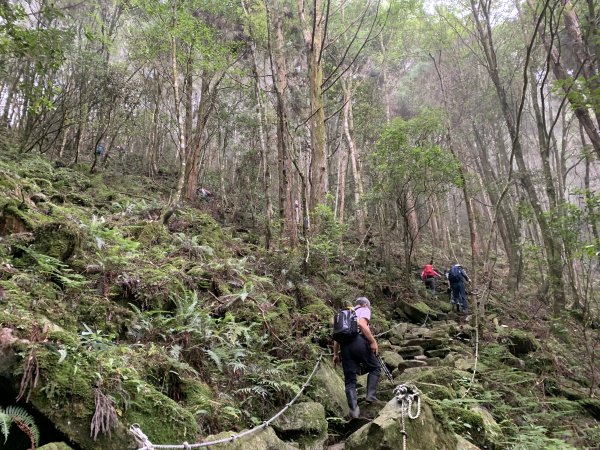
[178,301,489,450]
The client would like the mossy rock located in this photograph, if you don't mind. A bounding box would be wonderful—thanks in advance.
[0,202,34,236]
[16,156,55,180]
[123,384,199,447]
[396,300,440,323]
[21,341,197,450]
[308,359,349,417]
[469,406,503,449]
[53,168,93,191]
[187,265,213,290]
[272,402,327,448]
[399,367,472,398]
[501,329,539,357]
[524,352,555,374]
[345,397,458,450]
[204,427,299,450]
[37,443,75,450]
[31,221,81,261]
[380,351,403,371]
[65,192,93,207]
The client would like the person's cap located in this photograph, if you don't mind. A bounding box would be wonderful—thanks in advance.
[355,297,370,307]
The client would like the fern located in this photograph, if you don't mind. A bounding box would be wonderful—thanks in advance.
[0,411,10,443]
[0,406,40,447]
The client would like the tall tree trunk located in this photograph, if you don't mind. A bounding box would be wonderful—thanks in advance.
[296,0,328,213]
[335,134,348,223]
[184,74,219,201]
[472,125,521,292]
[266,4,296,245]
[341,78,366,234]
[242,0,273,249]
[170,6,187,208]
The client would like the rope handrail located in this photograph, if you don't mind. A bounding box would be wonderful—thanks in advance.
[130,353,323,450]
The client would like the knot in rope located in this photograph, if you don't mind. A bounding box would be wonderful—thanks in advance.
[394,383,421,419]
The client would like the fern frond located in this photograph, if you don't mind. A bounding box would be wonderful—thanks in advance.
[0,412,11,443]
[3,406,39,446]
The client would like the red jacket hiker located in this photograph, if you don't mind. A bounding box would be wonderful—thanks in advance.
[421,264,441,280]
[421,262,441,293]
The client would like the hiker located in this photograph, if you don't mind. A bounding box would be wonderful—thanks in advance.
[333,297,381,419]
[444,269,458,311]
[447,264,471,314]
[421,260,441,293]
[196,187,213,202]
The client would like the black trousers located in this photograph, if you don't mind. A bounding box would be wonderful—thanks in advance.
[340,334,381,393]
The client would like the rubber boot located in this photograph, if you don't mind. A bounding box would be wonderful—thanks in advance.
[346,389,360,419]
[365,372,380,403]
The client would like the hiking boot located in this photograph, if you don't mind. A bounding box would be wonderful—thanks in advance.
[365,372,380,403]
[346,389,360,419]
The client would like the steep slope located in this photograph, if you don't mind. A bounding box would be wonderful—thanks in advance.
[0,152,598,450]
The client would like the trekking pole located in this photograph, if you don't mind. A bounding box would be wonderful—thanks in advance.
[377,353,394,382]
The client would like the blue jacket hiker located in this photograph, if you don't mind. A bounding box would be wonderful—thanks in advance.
[447,264,471,314]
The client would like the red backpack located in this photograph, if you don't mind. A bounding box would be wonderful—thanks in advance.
[422,264,435,280]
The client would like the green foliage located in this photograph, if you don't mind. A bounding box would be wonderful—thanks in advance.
[505,422,578,450]
[371,108,461,196]
[310,201,348,271]
[15,245,88,288]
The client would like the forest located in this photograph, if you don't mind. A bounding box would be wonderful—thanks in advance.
[0,0,599,449]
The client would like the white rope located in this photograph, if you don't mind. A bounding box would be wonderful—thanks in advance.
[130,354,323,450]
[394,383,421,450]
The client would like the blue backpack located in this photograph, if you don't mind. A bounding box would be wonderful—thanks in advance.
[448,266,463,283]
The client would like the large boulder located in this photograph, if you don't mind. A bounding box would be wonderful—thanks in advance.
[204,427,299,450]
[310,360,349,417]
[502,329,540,357]
[470,406,503,449]
[38,444,75,450]
[345,396,458,450]
[272,402,328,449]
[396,301,440,323]
[31,221,81,261]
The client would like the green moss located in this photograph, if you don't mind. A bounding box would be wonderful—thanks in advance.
[124,383,199,445]
[53,168,93,192]
[180,377,213,416]
[138,221,170,246]
[65,192,93,207]
[502,329,539,357]
[32,221,81,261]
[0,201,35,235]
[413,301,436,315]
[46,329,80,348]
[187,265,213,290]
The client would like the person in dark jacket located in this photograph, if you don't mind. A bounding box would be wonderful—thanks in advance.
[447,264,471,314]
[333,297,380,419]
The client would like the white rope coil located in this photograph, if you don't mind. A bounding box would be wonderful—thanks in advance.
[394,383,421,450]
[130,354,323,450]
